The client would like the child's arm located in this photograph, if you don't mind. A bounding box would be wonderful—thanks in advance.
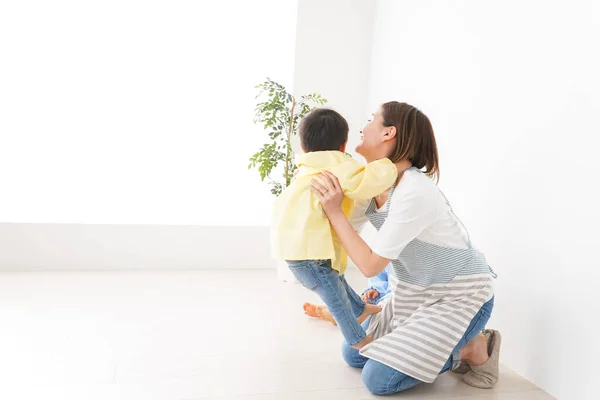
[328,158,408,200]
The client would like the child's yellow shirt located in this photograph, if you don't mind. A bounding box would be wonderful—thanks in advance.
[271,151,397,274]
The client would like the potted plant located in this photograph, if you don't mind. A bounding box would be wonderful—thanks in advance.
[249,78,327,281]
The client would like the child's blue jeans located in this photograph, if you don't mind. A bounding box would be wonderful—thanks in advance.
[286,259,367,346]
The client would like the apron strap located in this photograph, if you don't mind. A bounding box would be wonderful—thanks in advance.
[434,188,473,249]
[434,180,498,278]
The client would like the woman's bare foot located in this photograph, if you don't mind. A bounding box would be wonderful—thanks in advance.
[460,333,489,366]
[352,335,374,350]
[303,302,337,325]
[356,303,382,324]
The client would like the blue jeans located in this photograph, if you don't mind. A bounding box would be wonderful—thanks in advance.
[342,297,495,396]
[287,260,367,346]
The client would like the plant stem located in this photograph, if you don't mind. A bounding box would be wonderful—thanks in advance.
[285,97,296,188]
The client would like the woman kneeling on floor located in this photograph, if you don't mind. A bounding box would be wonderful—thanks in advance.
[308,102,501,395]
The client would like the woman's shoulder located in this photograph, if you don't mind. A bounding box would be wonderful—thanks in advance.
[396,167,438,195]
[388,167,441,212]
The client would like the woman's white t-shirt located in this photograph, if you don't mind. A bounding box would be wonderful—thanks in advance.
[350,168,470,260]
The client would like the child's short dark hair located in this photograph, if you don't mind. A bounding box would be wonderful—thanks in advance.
[298,108,349,152]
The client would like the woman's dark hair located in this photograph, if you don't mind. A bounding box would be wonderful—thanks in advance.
[381,101,440,181]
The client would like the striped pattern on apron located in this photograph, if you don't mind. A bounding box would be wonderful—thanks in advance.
[359,169,495,383]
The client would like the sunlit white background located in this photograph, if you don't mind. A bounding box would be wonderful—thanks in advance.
[0,0,297,225]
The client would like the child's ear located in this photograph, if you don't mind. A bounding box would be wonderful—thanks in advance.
[340,140,348,153]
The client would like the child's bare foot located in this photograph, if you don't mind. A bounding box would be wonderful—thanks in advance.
[356,303,382,324]
[303,302,337,325]
[352,335,374,350]
[303,302,320,318]
[316,305,337,325]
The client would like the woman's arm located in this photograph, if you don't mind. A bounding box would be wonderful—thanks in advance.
[311,171,391,277]
[327,211,391,277]
[313,169,438,278]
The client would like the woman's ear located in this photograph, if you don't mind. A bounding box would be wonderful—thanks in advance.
[382,126,397,142]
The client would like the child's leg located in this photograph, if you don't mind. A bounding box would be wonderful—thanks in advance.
[287,260,371,347]
[342,317,372,368]
[338,274,365,317]
[339,274,381,324]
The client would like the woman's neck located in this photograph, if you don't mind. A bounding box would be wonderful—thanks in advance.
[373,161,411,208]
[362,147,394,163]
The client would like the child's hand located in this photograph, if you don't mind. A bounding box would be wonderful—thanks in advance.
[361,289,380,301]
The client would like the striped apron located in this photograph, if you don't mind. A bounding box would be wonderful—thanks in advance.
[359,170,496,383]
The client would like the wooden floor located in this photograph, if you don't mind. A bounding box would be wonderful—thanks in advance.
[0,269,555,400]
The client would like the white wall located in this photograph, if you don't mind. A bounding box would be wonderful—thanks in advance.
[0,0,297,226]
[368,1,600,398]
[0,224,271,270]
[292,0,380,268]
[0,0,377,270]
[0,0,297,270]
[292,0,376,157]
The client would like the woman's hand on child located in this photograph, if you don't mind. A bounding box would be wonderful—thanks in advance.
[311,171,344,217]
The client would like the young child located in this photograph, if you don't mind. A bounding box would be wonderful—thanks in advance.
[303,267,393,326]
[271,108,404,349]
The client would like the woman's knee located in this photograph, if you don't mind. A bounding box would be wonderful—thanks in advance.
[362,360,420,395]
[362,360,396,395]
[341,341,367,368]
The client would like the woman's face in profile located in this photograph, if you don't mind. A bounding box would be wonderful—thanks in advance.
[356,108,384,158]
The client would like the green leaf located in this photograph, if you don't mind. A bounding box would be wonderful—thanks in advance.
[250,78,326,196]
